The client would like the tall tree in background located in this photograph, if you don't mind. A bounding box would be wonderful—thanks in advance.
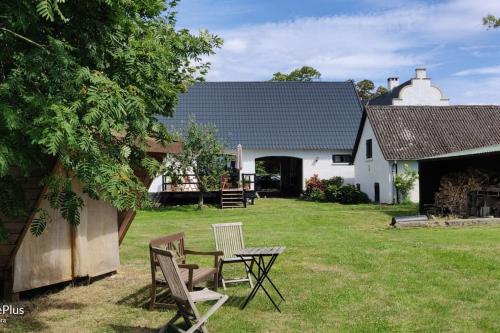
[0,0,222,236]
[165,119,226,209]
[271,66,321,81]
[354,80,388,101]
[484,15,500,28]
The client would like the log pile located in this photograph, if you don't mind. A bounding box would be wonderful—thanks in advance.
[434,168,490,216]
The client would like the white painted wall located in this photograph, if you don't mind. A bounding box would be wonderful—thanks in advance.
[392,69,449,106]
[354,120,420,203]
[354,120,393,203]
[148,148,355,193]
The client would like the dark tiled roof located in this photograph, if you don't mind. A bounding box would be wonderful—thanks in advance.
[365,105,500,160]
[158,81,363,150]
[368,80,411,105]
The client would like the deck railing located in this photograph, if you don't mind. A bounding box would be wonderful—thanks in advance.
[162,173,256,192]
[242,173,255,191]
[162,174,199,192]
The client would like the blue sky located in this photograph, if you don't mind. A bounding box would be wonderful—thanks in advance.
[174,0,500,104]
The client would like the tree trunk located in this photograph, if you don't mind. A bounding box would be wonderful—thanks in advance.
[197,192,204,209]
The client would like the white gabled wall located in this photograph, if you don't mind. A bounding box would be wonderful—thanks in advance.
[391,69,449,106]
[148,148,356,193]
[354,119,393,203]
[354,119,420,203]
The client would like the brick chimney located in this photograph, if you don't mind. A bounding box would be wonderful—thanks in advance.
[387,77,400,90]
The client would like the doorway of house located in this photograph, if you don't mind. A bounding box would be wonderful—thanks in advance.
[255,156,303,197]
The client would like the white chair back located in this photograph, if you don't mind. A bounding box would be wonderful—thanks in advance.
[212,222,245,259]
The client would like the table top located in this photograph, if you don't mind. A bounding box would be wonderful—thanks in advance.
[235,246,285,257]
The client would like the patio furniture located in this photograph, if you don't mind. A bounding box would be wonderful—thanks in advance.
[152,247,228,333]
[212,222,253,289]
[235,246,286,312]
[149,232,223,309]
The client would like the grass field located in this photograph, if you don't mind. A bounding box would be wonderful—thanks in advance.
[6,199,500,332]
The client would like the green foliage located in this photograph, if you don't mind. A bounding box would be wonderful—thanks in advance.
[354,79,388,101]
[306,187,325,202]
[336,185,370,204]
[322,176,343,188]
[324,184,340,202]
[394,164,419,203]
[304,175,369,204]
[324,184,370,204]
[0,0,222,236]
[484,15,500,28]
[271,66,321,82]
[30,208,52,237]
[165,118,226,208]
[36,0,67,22]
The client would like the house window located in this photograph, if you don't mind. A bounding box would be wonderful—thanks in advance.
[366,139,373,159]
[332,154,352,164]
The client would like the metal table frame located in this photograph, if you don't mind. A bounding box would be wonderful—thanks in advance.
[236,247,286,312]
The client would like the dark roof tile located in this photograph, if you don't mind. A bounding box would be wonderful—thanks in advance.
[158,81,363,150]
[366,105,500,160]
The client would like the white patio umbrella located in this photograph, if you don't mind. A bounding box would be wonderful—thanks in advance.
[235,144,243,171]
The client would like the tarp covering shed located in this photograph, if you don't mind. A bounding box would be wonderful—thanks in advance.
[13,179,119,292]
[1,140,182,298]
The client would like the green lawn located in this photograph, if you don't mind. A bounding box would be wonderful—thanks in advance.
[8,199,500,332]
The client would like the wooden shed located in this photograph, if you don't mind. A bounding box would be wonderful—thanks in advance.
[1,141,182,300]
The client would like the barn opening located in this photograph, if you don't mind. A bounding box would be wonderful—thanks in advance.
[255,157,303,197]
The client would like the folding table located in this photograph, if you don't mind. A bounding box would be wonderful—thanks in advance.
[235,246,286,312]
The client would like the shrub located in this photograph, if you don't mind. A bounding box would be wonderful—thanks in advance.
[394,164,418,203]
[324,184,340,202]
[305,175,369,204]
[321,176,344,188]
[336,185,370,204]
[306,187,325,201]
[305,174,325,192]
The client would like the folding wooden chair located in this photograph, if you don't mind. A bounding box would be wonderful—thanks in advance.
[149,233,222,309]
[212,222,253,290]
[152,247,228,333]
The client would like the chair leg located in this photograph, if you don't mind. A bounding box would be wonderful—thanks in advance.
[218,260,227,290]
[150,279,157,309]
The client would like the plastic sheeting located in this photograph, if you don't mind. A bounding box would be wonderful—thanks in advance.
[13,180,119,293]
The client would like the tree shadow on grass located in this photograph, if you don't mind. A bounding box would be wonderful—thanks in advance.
[109,324,159,333]
[222,295,248,308]
[116,284,153,309]
[117,284,179,311]
[4,299,86,332]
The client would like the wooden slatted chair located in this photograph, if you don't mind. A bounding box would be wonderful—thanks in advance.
[152,247,228,333]
[149,232,223,309]
[212,222,253,290]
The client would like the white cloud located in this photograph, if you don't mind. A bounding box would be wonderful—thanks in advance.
[444,76,500,104]
[454,66,500,76]
[202,0,500,85]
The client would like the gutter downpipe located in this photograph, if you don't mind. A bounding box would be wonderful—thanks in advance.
[391,161,399,204]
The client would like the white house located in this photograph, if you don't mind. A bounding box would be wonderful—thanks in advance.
[353,68,450,203]
[150,81,364,196]
[353,104,500,204]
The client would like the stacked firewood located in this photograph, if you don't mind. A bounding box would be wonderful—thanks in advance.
[434,169,489,216]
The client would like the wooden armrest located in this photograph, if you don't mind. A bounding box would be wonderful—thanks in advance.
[178,263,199,270]
[184,249,224,269]
[185,249,224,256]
